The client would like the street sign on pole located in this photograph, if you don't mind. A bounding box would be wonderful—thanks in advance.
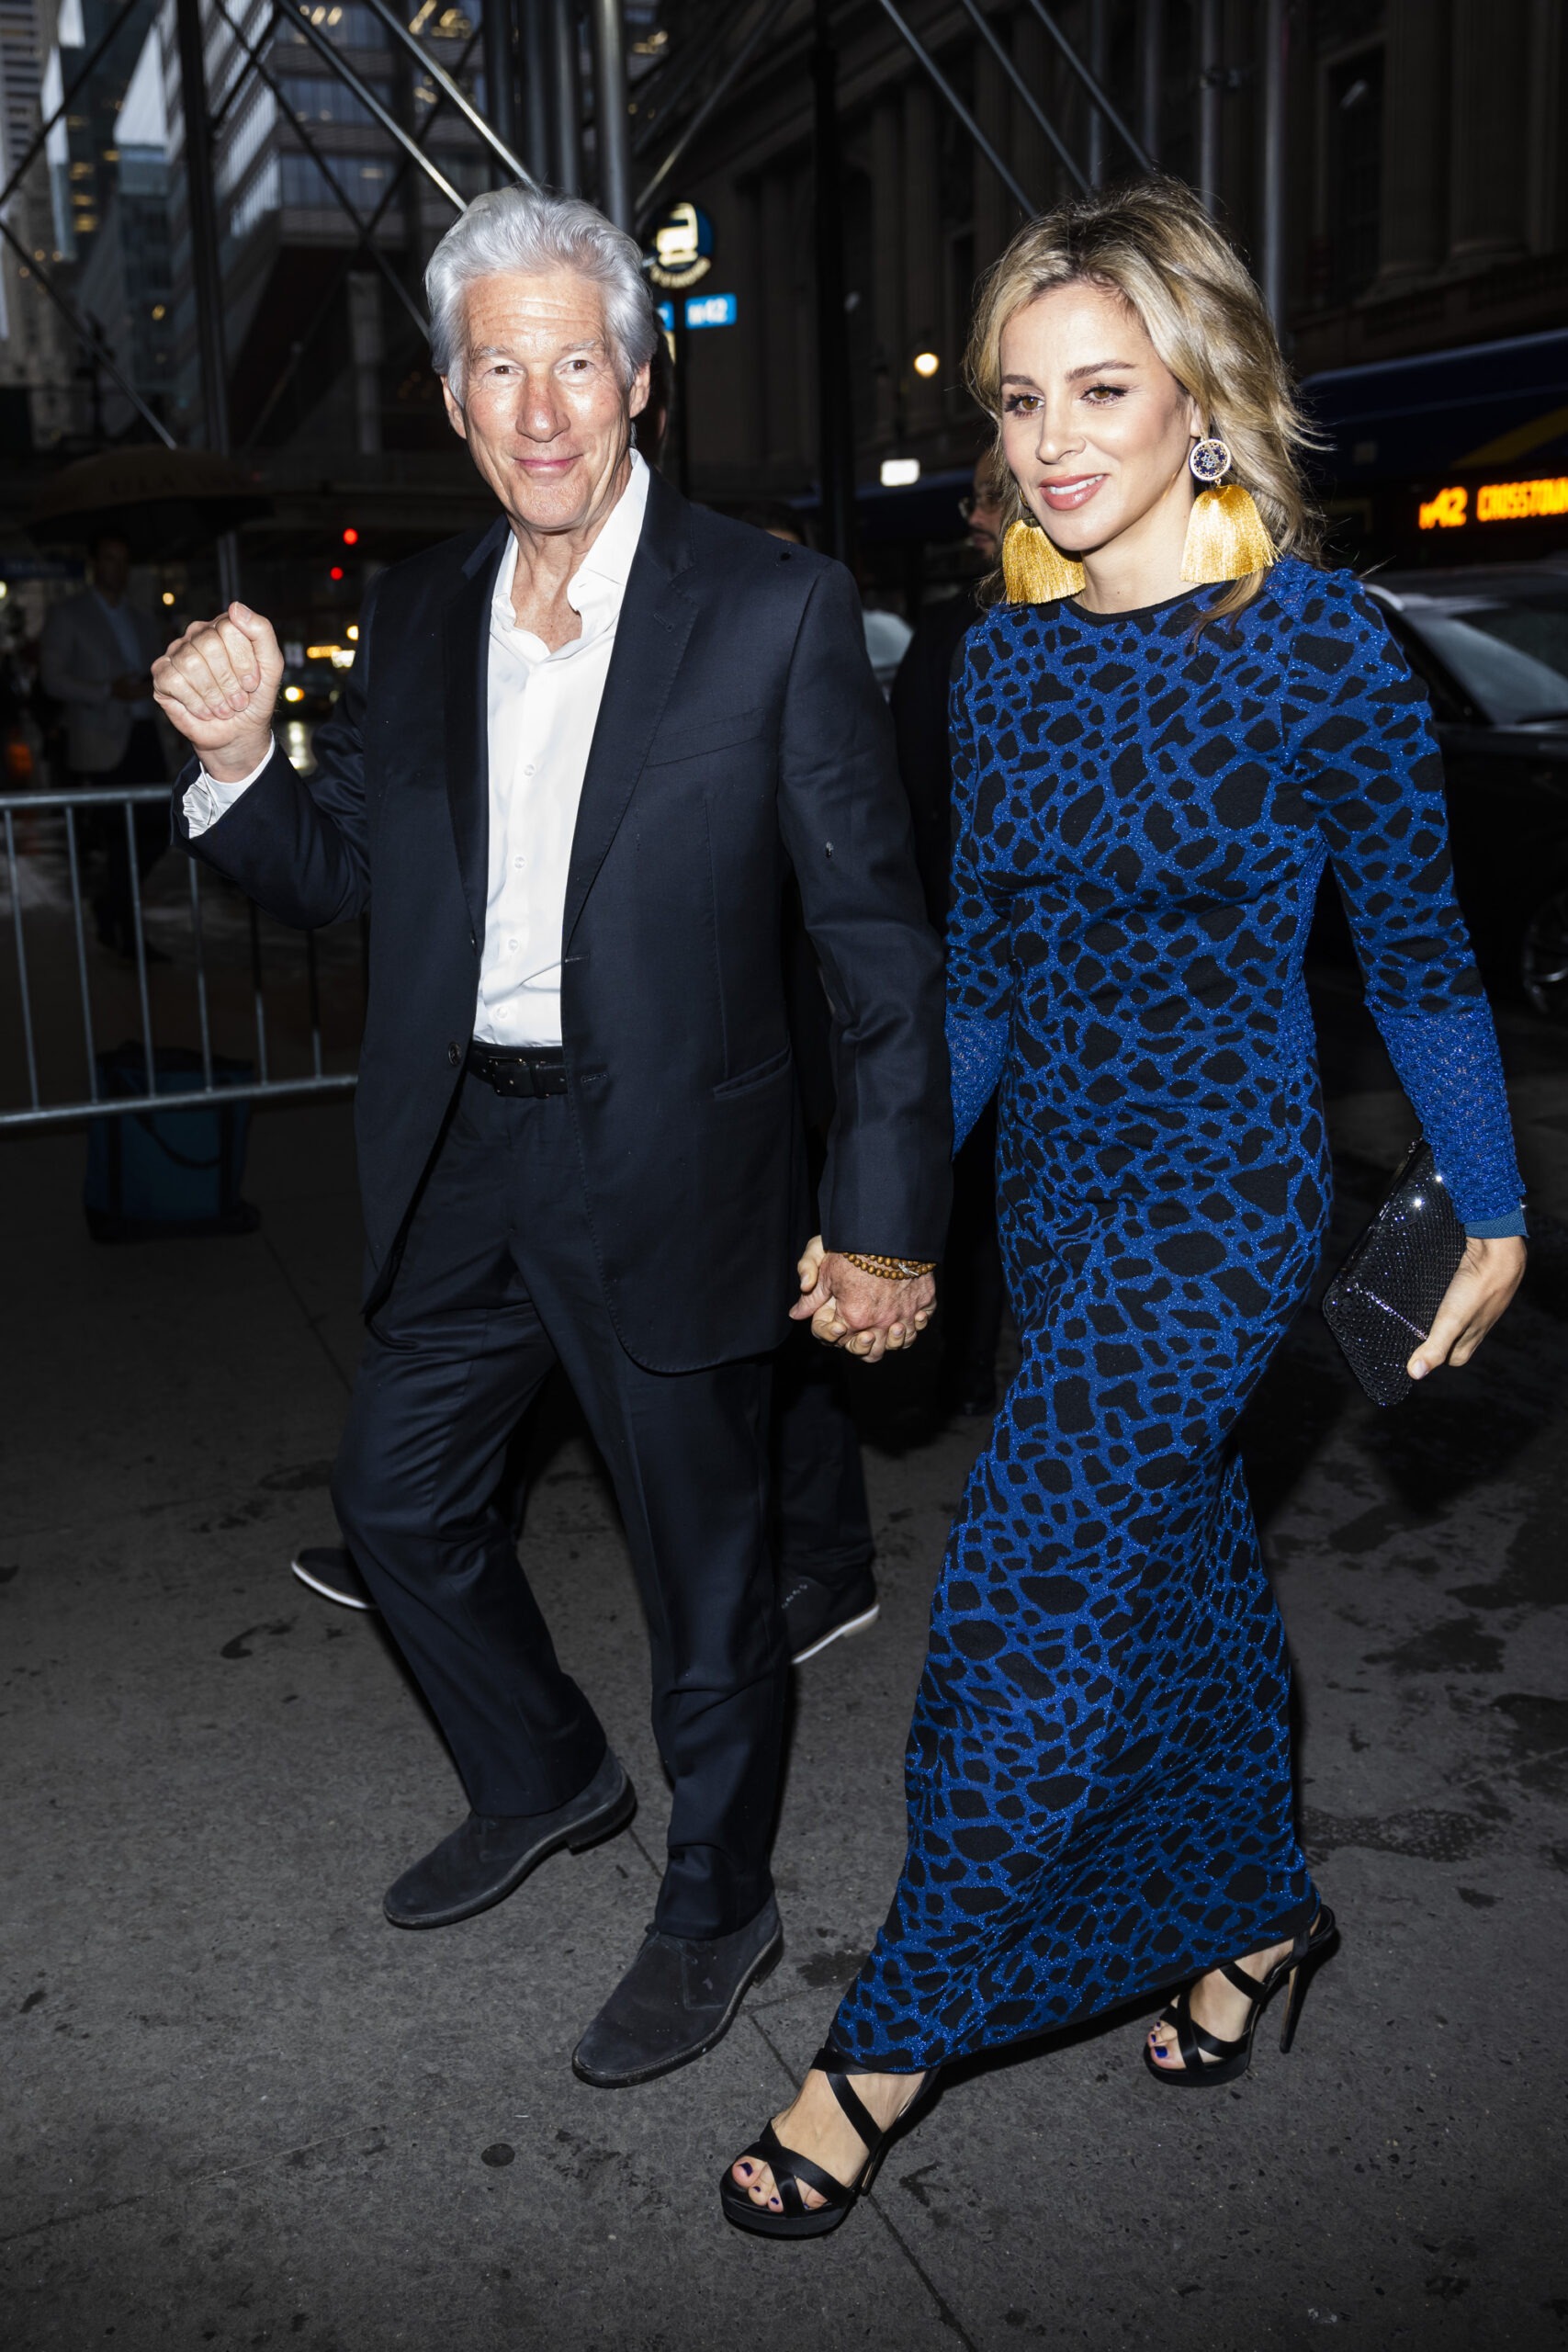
[656,293,737,332]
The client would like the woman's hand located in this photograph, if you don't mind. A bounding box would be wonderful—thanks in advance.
[1407,1235,1526,1380]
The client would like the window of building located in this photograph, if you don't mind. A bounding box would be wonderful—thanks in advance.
[277,72,391,126]
[285,5,388,52]
[1325,46,1384,305]
[280,149,397,206]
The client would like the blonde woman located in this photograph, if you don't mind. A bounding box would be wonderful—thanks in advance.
[722,178,1526,2238]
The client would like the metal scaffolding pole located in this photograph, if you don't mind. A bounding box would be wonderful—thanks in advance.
[1260,0,1288,324]
[520,0,550,182]
[1136,0,1162,162]
[1018,0,1153,174]
[1087,0,1107,186]
[175,0,239,601]
[243,21,483,448]
[548,0,581,193]
[635,0,794,227]
[953,0,1089,198]
[1197,0,1222,214]
[811,0,854,566]
[483,0,520,187]
[587,0,631,228]
[288,5,468,209]
[358,0,534,184]
[874,0,1038,215]
[214,0,427,335]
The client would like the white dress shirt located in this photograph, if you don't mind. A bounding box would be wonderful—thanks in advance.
[183,450,652,1051]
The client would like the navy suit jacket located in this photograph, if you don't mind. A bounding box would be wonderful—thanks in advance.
[175,468,950,1370]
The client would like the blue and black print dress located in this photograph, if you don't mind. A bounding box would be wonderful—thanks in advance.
[831,560,1524,2070]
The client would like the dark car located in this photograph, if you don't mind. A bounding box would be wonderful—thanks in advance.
[1365,561,1568,1021]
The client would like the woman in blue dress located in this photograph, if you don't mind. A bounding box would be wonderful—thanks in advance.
[722,180,1527,2238]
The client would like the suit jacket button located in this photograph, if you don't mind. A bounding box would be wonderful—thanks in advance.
[446,1042,461,1067]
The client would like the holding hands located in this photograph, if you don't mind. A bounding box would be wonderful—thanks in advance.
[152,602,285,782]
[791,1234,936,1364]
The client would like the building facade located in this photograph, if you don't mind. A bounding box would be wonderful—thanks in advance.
[663,0,1568,541]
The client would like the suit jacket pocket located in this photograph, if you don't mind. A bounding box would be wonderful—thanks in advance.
[643,706,767,768]
[713,1042,793,1100]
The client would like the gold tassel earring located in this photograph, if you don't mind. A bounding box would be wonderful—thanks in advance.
[1002,518,1086,603]
[1180,437,1278,584]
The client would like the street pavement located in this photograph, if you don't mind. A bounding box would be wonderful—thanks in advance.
[2,985,1565,2351]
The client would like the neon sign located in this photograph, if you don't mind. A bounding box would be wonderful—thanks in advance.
[1418,486,1466,529]
[1418,476,1568,529]
[1476,476,1568,520]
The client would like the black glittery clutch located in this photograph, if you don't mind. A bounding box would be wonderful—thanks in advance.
[1322,1139,1467,1408]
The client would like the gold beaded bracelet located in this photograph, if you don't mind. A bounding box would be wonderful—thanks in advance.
[841,1252,937,1281]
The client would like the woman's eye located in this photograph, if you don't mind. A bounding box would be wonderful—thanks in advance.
[1003,392,1040,413]
[1082,383,1125,402]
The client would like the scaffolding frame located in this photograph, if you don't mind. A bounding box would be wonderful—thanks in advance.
[11,2,1292,483]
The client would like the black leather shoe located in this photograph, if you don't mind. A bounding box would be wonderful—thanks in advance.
[571,1897,784,2087]
[384,1749,635,1928]
[290,1544,378,1610]
[780,1566,878,1666]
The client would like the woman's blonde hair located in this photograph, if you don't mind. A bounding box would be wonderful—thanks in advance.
[965,175,1323,622]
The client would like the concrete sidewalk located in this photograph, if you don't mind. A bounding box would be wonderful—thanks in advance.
[3,1035,1566,2350]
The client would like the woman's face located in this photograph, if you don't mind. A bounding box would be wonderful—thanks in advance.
[998,279,1201,555]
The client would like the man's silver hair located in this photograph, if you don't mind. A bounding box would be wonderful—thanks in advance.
[425,186,658,400]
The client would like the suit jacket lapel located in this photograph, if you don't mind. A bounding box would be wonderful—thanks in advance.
[443,517,508,943]
[562,469,695,951]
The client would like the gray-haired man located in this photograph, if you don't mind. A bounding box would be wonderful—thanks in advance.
[152,187,949,2086]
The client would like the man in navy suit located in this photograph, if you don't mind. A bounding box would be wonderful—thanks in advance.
[152,187,949,2087]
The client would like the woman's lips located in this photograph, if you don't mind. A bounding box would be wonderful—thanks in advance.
[1038,473,1107,512]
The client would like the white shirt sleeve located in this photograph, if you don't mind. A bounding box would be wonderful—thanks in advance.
[182,738,276,837]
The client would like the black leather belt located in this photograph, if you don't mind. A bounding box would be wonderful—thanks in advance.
[466,1042,568,1097]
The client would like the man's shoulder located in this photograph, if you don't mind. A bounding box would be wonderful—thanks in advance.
[685,503,841,593]
[371,519,503,615]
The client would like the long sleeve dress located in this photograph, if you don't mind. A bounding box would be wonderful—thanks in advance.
[830,560,1524,2072]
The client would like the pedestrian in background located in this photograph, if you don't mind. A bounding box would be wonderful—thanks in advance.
[723,176,1526,2238]
[40,527,170,958]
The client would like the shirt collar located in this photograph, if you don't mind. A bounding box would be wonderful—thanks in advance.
[491,448,649,643]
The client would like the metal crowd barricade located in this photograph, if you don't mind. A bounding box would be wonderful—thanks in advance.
[0,782,362,1131]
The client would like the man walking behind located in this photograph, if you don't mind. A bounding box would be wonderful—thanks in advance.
[41,526,170,957]
[152,188,948,2087]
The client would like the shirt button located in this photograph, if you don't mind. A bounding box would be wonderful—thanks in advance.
[513,855,525,869]
[523,763,536,776]
[507,939,518,952]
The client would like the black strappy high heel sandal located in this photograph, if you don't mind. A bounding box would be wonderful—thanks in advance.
[1145,1906,1339,2087]
[719,2044,940,2241]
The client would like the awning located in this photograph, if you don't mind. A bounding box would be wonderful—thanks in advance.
[1300,329,1568,488]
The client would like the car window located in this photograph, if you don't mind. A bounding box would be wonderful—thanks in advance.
[1398,599,1568,726]
[1377,608,1474,723]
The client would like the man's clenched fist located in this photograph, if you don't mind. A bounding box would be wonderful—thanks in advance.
[152,602,285,781]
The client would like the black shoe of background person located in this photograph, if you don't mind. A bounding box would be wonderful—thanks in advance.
[290,1544,378,1610]
[571,1897,784,2088]
[384,1749,637,1928]
[781,1565,879,1665]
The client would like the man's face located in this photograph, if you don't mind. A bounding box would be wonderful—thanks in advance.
[442,268,649,537]
[966,469,1003,564]
[93,537,131,598]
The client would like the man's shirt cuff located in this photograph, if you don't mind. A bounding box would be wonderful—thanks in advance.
[182,739,275,837]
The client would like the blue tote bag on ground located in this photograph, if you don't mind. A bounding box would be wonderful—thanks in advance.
[85,1043,259,1242]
